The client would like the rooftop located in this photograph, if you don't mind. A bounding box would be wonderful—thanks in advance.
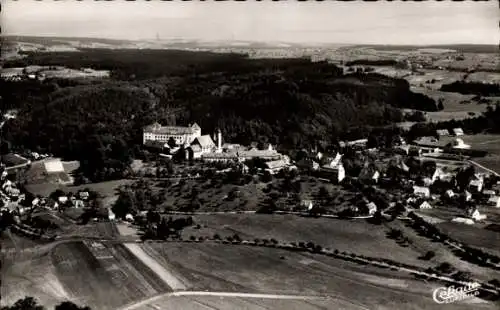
[144,122,200,135]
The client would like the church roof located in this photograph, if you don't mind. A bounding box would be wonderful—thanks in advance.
[192,135,215,148]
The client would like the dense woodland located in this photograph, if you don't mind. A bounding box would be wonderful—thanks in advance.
[345,59,399,67]
[440,81,500,96]
[2,49,440,181]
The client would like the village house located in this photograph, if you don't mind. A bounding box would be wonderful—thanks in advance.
[436,129,451,137]
[469,208,487,221]
[413,186,430,198]
[264,159,295,175]
[319,158,346,183]
[482,189,496,196]
[419,201,433,209]
[488,196,500,208]
[453,128,464,136]
[79,191,90,200]
[444,189,455,199]
[301,200,314,211]
[469,175,484,193]
[450,138,471,150]
[432,167,453,183]
[366,202,378,215]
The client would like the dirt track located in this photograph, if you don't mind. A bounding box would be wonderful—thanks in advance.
[123,243,186,291]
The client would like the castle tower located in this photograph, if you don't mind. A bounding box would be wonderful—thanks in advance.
[216,128,222,153]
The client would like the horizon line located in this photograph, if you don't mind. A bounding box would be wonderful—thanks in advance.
[3,34,498,48]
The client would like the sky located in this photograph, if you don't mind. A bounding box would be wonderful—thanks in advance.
[2,0,499,45]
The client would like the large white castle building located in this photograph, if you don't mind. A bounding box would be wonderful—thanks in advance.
[143,122,223,159]
[143,122,202,145]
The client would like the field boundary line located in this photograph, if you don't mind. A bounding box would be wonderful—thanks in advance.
[119,291,331,310]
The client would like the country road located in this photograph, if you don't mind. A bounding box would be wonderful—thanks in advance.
[119,291,339,310]
[468,159,500,176]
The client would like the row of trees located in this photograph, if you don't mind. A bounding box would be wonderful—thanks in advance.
[1,297,89,310]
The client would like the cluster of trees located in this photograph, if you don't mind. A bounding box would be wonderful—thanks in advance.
[1,297,90,310]
[2,49,438,181]
[141,214,194,240]
[112,180,159,218]
[440,81,500,96]
[345,59,399,67]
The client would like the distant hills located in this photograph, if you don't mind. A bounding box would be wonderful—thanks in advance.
[4,35,497,52]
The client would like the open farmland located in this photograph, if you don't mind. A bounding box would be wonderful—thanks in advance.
[49,241,171,310]
[129,295,367,310]
[385,219,500,284]
[180,214,433,269]
[24,177,133,197]
[138,242,493,310]
[460,134,500,174]
[408,87,485,122]
[1,248,71,309]
[405,70,465,90]
[436,222,500,257]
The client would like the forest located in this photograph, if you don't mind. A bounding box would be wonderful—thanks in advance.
[2,49,439,181]
[440,81,500,96]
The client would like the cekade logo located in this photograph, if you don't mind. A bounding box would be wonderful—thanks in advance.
[432,282,481,304]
